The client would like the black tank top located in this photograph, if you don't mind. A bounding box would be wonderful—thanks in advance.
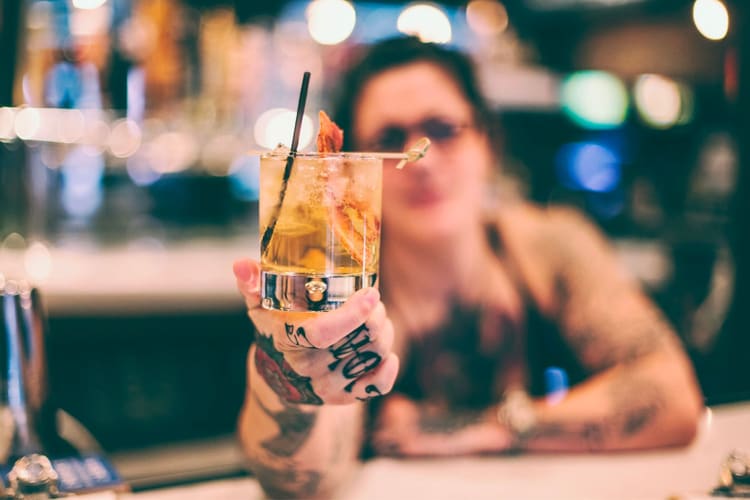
[386,222,588,405]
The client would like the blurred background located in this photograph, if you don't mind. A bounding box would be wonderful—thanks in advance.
[0,0,748,489]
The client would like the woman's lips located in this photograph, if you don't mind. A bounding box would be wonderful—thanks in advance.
[406,188,444,207]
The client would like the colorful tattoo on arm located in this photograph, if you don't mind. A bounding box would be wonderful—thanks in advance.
[254,393,317,457]
[250,462,322,499]
[254,334,324,405]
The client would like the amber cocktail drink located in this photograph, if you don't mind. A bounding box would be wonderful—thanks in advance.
[259,152,382,311]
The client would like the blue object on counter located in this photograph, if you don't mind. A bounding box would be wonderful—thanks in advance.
[544,366,569,404]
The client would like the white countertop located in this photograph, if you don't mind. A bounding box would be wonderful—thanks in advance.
[84,401,749,500]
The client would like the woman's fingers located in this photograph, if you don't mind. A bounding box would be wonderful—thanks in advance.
[289,287,381,349]
[284,302,396,404]
[233,259,261,302]
[235,259,398,405]
[348,352,400,402]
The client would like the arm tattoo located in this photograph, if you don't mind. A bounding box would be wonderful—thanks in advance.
[527,376,664,451]
[528,215,676,373]
[609,376,663,437]
[528,421,607,451]
[417,408,484,434]
[250,461,322,499]
[549,232,671,371]
[565,317,666,371]
[254,334,323,405]
[254,393,317,457]
[328,323,382,393]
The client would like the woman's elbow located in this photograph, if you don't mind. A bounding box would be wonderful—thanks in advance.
[663,356,706,447]
[669,403,703,447]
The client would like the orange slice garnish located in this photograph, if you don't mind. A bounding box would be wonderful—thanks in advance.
[316,110,379,268]
[332,196,380,269]
[317,110,343,154]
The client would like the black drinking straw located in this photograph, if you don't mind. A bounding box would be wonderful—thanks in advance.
[260,71,311,255]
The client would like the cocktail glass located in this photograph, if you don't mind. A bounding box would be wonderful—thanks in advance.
[259,152,382,312]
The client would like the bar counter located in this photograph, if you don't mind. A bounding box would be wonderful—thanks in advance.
[76,400,749,499]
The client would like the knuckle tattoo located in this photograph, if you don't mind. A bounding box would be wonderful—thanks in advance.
[327,324,383,385]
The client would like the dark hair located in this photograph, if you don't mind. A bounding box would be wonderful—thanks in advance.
[332,36,493,150]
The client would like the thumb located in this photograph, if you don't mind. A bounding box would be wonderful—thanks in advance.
[233,259,261,301]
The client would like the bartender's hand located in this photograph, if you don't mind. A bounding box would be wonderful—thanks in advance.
[234,259,399,405]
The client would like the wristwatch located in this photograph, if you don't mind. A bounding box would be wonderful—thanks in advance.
[7,454,64,499]
[496,389,538,452]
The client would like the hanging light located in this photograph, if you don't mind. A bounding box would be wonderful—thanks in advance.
[692,0,729,41]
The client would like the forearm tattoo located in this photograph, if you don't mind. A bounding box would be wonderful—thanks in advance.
[250,461,322,499]
[609,375,663,437]
[254,334,323,405]
[327,323,382,393]
[528,376,664,451]
[254,393,317,457]
[417,408,484,434]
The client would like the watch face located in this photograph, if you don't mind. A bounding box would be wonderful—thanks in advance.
[11,454,57,487]
[500,390,537,436]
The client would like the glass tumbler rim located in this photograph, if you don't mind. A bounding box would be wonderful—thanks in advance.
[260,151,384,162]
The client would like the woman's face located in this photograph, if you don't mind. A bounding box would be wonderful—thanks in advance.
[352,62,494,244]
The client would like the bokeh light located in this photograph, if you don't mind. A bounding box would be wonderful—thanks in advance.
[61,149,105,218]
[24,241,52,284]
[560,71,628,129]
[556,141,622,193]
[397,4,452,44]
[201,133,244,176]
[253,108,314,150]
[14,107,41,140]
[1,233,27,281]
[126,154,161,186]
[70,3,112,36]
[466,0,509,37]
[634,74,686,129]
[147,132,198,174]
[72,0,108,9]
[82,115,111,153]
[693,0,729,41]
[0,107,16,141]
[306,0,356,45]
[57,109,86,144]
[108,118,142,158]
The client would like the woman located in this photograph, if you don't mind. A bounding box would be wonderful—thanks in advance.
[234,36,703,498]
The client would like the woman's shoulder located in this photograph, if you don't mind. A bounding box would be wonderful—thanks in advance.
[490,202,609,312]
[492,202,605,249]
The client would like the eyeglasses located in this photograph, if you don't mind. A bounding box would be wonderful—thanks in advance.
[364,117,471,152]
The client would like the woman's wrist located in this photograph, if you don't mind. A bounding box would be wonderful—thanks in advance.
[495,389,538,452]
